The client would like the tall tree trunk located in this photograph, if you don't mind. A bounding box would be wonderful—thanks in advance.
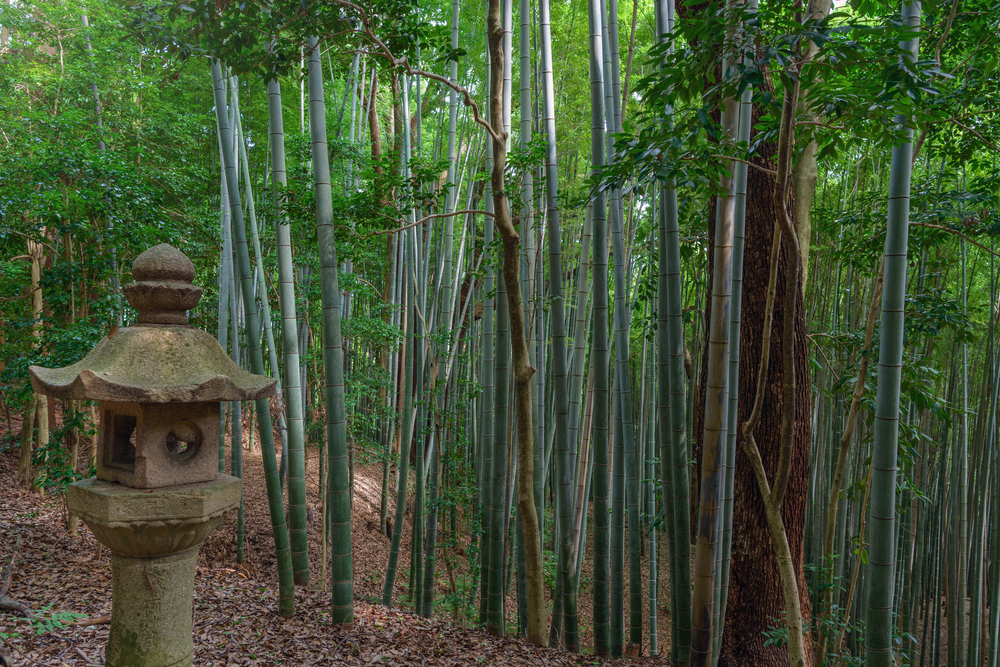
[715,8,755,654]
[423,0,462,617]
[370,69,394,536]
[304,39,354,625]
[487,275,509,635]
[710,45,812,667]
[211,60,295,617]
[717,174,812,667]
[865,4,920,665]
[537,0,576,649]
[267,77,310,587]
[486,0,546,645]
[691,19,738,662]
[19,238,47,491]
[653,2,693,663]
[479,79,496,628]
[587,0,610,652]
[599,0,643,652]
[383,225,413,606]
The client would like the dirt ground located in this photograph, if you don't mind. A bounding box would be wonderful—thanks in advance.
[0,418,671,666]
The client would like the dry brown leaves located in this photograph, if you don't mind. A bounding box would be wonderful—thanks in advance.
[0,433,668,666]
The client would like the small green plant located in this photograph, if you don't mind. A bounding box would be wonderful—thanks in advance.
[30,604,85,635]
[0,429,18,454]
[542,548,558,590]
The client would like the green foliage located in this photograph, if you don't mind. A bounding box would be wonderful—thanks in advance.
[30,604,87,635]
[32,404,97,494]
[0,0,219,406]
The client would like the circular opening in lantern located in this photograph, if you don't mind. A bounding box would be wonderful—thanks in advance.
[166,423,201,463]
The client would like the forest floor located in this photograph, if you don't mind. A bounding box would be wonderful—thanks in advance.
[0,418,670,666]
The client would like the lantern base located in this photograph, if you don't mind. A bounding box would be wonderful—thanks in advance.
[106,549,198,667]
[67,475,240,666]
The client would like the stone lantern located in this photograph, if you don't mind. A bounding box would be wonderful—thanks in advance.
[29,244,275,667]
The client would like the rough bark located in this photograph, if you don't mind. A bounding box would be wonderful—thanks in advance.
[718,139,812,667]
[697,83,813,667]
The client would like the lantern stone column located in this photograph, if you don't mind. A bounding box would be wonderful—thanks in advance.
[68,476,241,667]
[30,244,275,667]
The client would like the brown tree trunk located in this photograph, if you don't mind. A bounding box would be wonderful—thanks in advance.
[720,114,812,667]
[17,397,37,488]
[694,79,812,667]
[485,0,545,645]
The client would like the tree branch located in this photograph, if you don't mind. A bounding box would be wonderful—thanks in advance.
[708,154,778,177]
[910,222,1000,257]
[949,119,1000,154]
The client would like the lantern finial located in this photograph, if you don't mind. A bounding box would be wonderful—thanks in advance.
[123,243,202,325]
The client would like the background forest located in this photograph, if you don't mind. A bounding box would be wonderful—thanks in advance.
[1,0,999,666]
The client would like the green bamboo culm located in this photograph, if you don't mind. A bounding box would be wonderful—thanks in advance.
[402,74,425,616]
[210,60,294,617]
[610,378,625,657]
[217,208,230,476]
[864,3,920,665]
[955,236,969,666]
[653,1,692,662]
[587,0,610,652]
[689,97,736,667]
[606,70,643,666]
[538,0,575,648]
[487,276,510,636]
[305,37,354,626]
[267,77,310,587]
[479,72,497,625]
[599,0,643,649]
[382,216,415,606]
[412,280,425,613]
[595,3,625,656]
[714,4,755,654]
[221,156,244,560]
[229,264,243,563]
[422,0,461,619]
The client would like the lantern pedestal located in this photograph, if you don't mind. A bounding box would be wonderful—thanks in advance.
[67,475,241,667]
[30,244,275,667]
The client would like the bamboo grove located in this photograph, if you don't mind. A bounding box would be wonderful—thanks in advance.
[3,0,1000,665]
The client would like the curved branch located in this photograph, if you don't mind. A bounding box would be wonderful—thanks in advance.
[5,230,57,253]
[949,119,1000,153]
[303,0,504,145]
[707,154,778,177]
[910,222,1000,258]
[401,66,502,144]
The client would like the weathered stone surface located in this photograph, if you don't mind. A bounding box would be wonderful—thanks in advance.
[29,242,276,403]
[106,549,197,667]
[67,475,241,558]
[130,243,196,283]
[29,325,275,403]
[67,475,238,667]
[126,243,201,325]
[95,401,220,488]
[30,245,259,667]
[123,282,202,325]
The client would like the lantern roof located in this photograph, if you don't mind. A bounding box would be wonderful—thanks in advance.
[29,244,275,403]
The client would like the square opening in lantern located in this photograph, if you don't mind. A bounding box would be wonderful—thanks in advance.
[101,406,141,473]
